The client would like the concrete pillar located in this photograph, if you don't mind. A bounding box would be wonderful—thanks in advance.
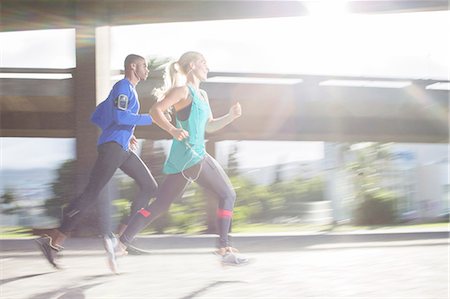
[73,21,113,235]
[95,26,112,103]
[324,142,346,224]
[73,4,111,193]
[73,25,98,193]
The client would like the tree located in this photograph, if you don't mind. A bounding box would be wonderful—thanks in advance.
[226,142,239,176]
[1,188,19,215]
[344,142,397,224]
[1,188,16,204]
[45,160,76,218]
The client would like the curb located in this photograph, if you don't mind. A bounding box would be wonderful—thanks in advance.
[1,230,448,253]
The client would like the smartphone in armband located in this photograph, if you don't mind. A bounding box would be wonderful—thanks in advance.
[115,94,129,111]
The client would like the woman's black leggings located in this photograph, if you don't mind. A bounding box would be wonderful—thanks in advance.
[59,142,158,236]
[120,154,236,248]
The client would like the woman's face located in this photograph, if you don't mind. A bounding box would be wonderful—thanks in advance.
[191,56,209,81]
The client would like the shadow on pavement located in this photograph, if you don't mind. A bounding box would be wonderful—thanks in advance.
[0,272,54,286]
[180,280,245,299]
[29,281,107,299]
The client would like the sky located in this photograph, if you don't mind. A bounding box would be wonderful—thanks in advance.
[0,9,448,170]
[0,138,76,170]
[109,11,449,79]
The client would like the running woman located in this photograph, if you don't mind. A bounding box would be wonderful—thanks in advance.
[118,51,248,265]
[36,54,158,273]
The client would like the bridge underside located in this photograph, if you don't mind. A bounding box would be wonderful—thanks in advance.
[1,72,448,143]
[1,0,448,143]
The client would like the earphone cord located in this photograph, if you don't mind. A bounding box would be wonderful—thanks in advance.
[133,68,141,81]
[181,141,203,183]
[176,118,203,183]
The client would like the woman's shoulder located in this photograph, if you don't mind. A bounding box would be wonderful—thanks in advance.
[170,85,190,96]
[165,85,191,108]
[198,89,209,99]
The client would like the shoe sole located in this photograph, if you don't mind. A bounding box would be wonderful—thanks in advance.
[220,254,252,267]
[126,245,152,255]
[221,259,252,267]
[35,237,59,269]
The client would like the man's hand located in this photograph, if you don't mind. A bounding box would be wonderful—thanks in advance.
[129,135,138,151]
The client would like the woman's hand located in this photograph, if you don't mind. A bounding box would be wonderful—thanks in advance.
[229,101,242,120]
[129,135,138,151]
[169,127,189,141]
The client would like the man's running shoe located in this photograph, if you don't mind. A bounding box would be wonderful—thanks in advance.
[103,235,119,274]
[35,235,61,269]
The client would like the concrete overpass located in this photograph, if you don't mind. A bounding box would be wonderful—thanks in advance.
[1,70,448,143]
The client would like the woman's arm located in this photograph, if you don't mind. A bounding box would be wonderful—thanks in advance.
[150,86,190,141]
[205,90,242,133]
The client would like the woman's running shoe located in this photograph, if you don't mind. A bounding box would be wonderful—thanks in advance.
[221,251,249,266]
[215,247,249,266]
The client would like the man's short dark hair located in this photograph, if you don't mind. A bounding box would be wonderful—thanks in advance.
[124,54,145,69]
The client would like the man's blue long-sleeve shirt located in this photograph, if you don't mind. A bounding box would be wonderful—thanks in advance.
[91,78,152,151]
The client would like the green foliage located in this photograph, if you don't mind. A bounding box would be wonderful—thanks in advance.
[344,142,400,224]
[346,143,393,200]
[1,188,16,204]
[122,184,209,234]
[42,155,327,233]
[162,185,207,233]
[45,160,76,217]
[226,143,239,176]
[231,176,279,223]
[147,56,172,71]
[116,173,324,233]
[1,188,19,215]
[353,191,396,225]
[112,198,130,222]
[269,176,325,217]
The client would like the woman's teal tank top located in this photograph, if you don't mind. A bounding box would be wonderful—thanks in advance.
[163,85,212,174]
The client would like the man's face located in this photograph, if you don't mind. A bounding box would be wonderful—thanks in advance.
[135,59,149,80]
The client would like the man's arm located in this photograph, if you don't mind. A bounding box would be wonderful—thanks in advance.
[113,94,152,126]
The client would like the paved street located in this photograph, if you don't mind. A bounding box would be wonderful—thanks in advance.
[1,231,448,299]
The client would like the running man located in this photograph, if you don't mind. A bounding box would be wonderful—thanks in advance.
[36,54,158,273]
